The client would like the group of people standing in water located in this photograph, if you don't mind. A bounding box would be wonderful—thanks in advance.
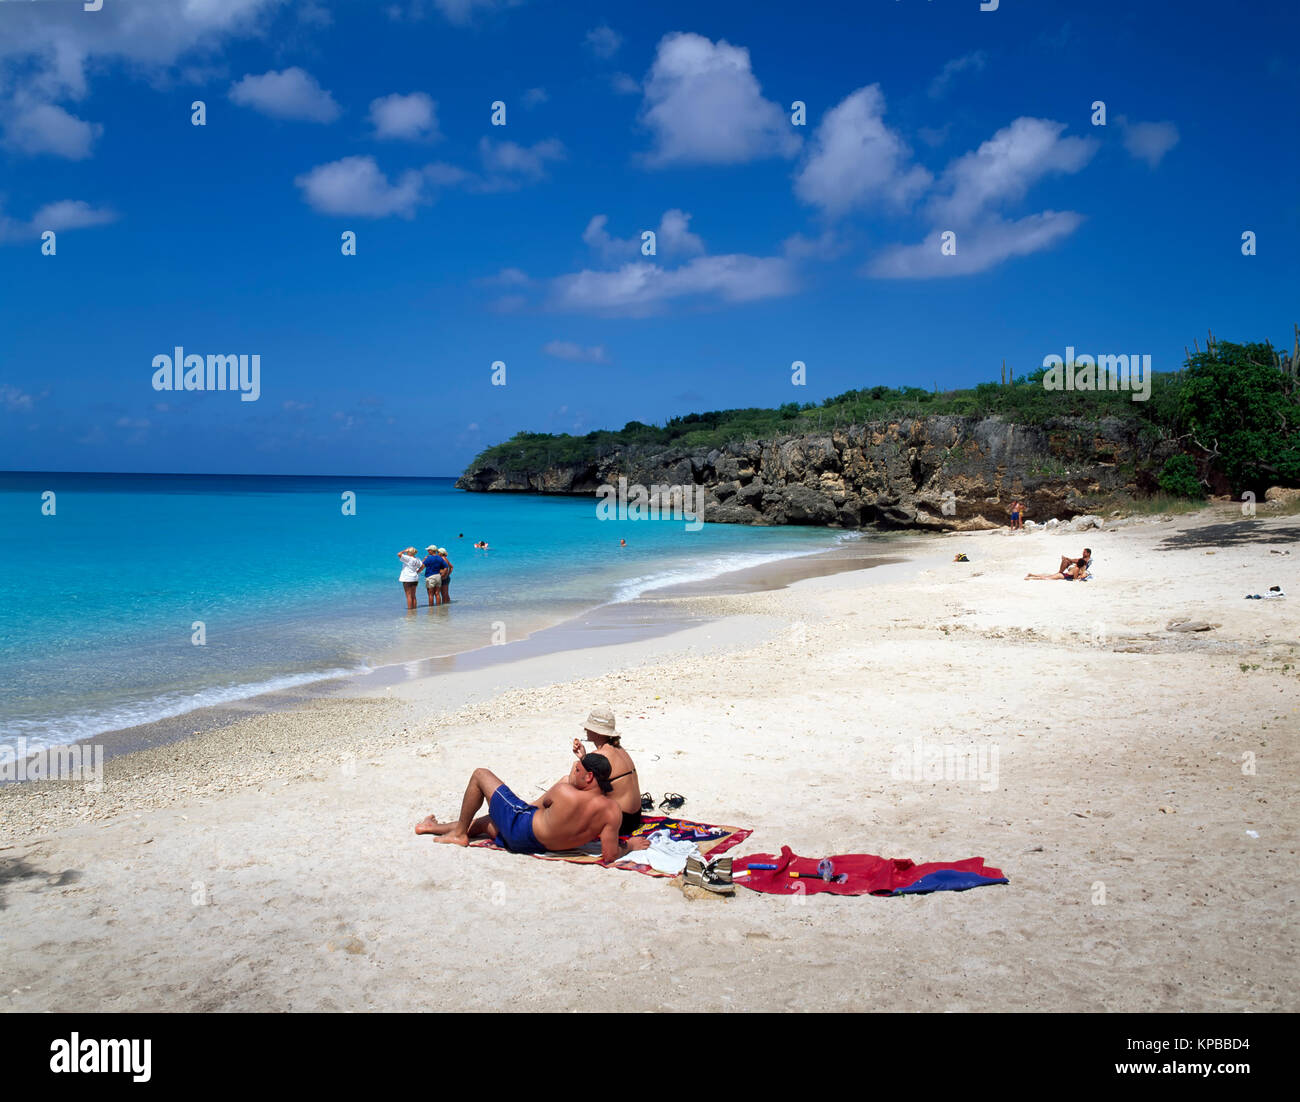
[396,535,491,609]
[397,544,454,609]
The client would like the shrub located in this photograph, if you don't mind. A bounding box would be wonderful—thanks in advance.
[1157,454,1204,498]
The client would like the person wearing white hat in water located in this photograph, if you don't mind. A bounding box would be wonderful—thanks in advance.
[421,545,448,606]
[437,547,453,602]
[572,705,642,835]
[397,546,423,610]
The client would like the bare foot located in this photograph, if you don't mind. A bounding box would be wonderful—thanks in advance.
[433,831,469,847]
[415,814,440,835]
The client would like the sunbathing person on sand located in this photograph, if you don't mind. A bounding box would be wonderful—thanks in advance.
[415,757,650,863]
[571,704,642,835]
[1026,548,1091,581]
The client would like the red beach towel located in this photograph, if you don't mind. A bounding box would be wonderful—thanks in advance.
[733,845,1008,896]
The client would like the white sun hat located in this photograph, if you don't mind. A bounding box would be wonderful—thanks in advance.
[582,705,616,738]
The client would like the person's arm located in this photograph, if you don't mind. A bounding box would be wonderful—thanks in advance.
[599,817,650,865]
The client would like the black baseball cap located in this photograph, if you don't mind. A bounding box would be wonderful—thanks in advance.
[580,754,613,793]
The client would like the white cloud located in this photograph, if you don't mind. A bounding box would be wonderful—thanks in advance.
[386,0,522,26]
[229,68,341,123]
[299,1,332,27]
[479,267,531,287]
[2,98,102,159]
[522,87,548,109]
[1,385,37,412]
[295,156,426,217]
[499,212,796,316]
[926,116,1096,226]
[1119,117,1180,168]
[581,209,704,264]
[585,25,623,59]
[611,73,640,96]
[549,254,796,317]
[423,140,564,197]
[639,32,800,167]
[928,51,987,99]
[542,341,610,363]
[860,117,1096,280]
[299,137,561,217]
[866,212,1085,279]
[30,199,118,231]
[424,162,474,188]
[0,1,275,157]
[794,85,931,217]
[0,0,280,101]
[476,136,564,185]
[0,199,117,244]
[781,229,844,261]
[369,92,440,141]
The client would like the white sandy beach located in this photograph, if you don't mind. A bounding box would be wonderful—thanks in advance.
[2,509,1297,1013]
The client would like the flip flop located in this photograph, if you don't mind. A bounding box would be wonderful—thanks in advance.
[658,792,686,812]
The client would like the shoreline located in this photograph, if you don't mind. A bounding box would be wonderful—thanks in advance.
[2,508,1296,1012]
[1,534,926,786]
[1,528,908,765]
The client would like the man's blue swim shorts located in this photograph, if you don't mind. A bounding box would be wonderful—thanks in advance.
[488,784,548,854]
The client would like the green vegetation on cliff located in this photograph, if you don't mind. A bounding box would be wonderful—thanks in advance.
[467,338,1300,497]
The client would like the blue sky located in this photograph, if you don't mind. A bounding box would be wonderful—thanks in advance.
[1,0,1297,476]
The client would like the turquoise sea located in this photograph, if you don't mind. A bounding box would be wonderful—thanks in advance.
[0,473,854,752]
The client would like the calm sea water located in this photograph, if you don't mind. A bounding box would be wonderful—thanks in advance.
[0,473,853,751]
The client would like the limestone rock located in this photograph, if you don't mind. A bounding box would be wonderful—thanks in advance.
[457,414,1179,533]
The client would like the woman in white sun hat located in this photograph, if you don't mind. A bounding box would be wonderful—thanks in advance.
[397,546,423,610]
[572,704,642,835]
[437,547,453,602]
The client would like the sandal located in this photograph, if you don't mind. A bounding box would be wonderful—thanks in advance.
[640,792,655,812]
[658,792,686,812]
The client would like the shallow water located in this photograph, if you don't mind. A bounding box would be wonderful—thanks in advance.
[0,472,861,750]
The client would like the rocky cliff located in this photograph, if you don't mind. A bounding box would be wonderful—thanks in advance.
[455,415,1174,530]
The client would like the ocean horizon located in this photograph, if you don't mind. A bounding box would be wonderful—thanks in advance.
[0,471,857,753]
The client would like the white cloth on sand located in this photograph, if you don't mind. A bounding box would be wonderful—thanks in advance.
[615,829,700,875]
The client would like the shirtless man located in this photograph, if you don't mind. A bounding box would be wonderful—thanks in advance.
[415,756,649,864]
[1026,547,1091,581]
[1059,548,1091,574]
